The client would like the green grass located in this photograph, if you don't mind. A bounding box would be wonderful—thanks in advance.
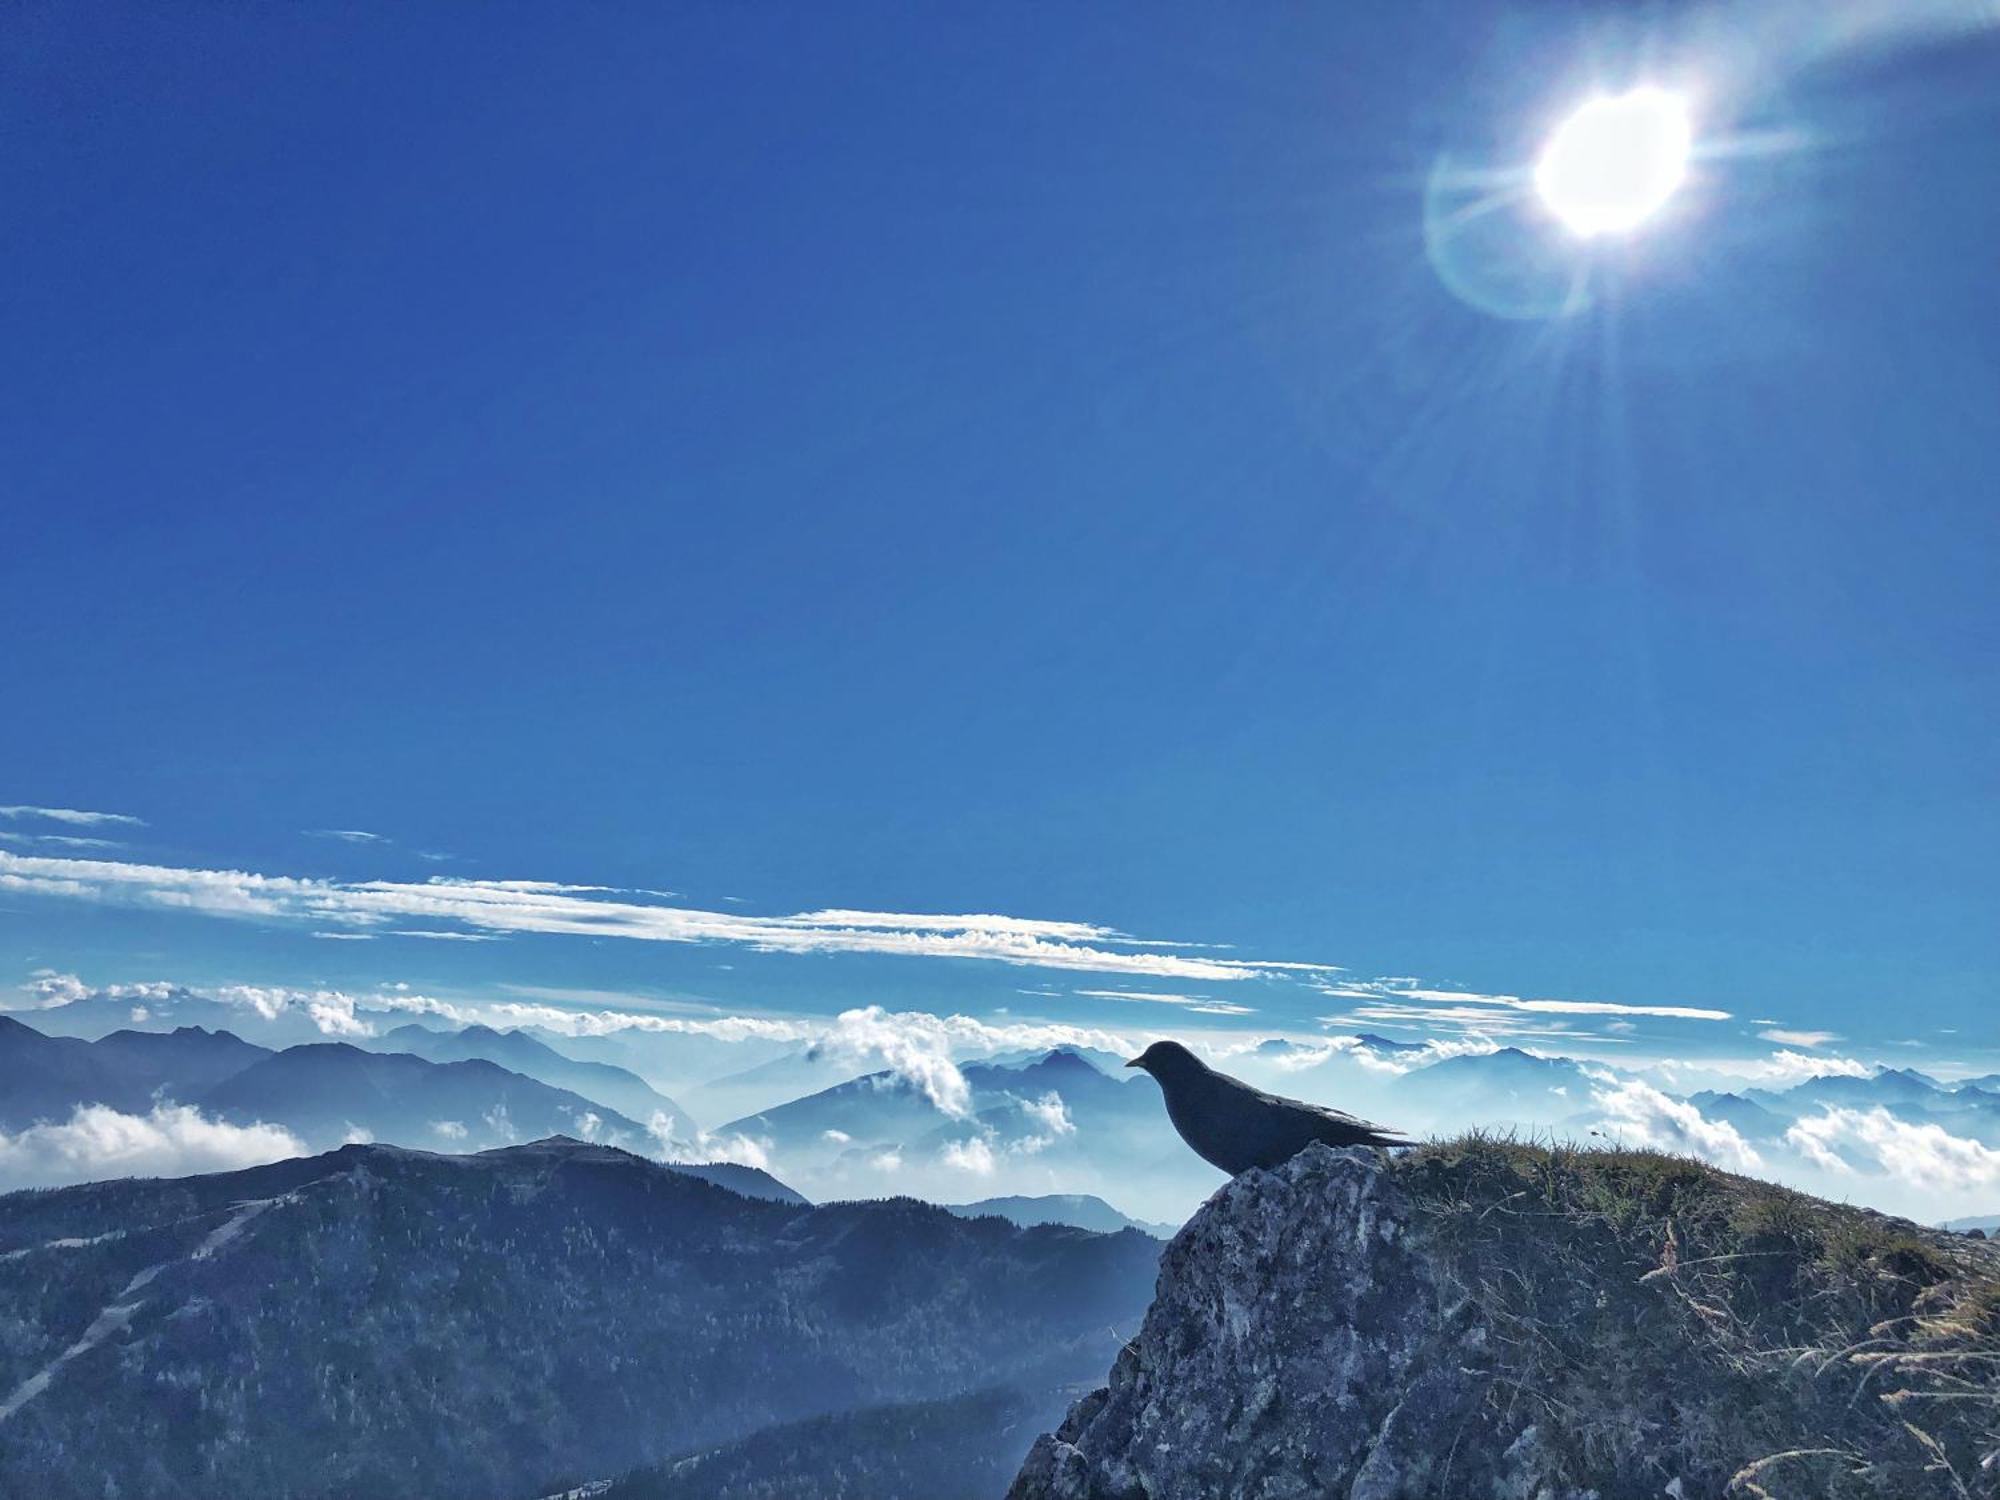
[1390,1134,1999,1498]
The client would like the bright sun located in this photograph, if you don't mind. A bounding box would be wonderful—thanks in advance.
[1534,86,1692,238]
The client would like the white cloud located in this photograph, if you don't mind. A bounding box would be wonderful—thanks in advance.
[941,1135,997,1174]
[1316,979,1730,1024]
[1075,988,1257,1017]
[0,850,1278,981]
[431,1120,469,1141]
[1341,1034,1504,1076]
[698,1134,771,1170]
[0,832,127,851]
[1758,1028,1840,1048]
[644,1110,772,1171]
[0,806,144,828]
[305,829,387,844]
[821,1129,852,1145]
[1647,1050,1873,1089]
[1020,1091,1075,1139]
[0,848,1774,1048]
[10,973,820,1050]
[0,1104,304,1190]
[479,1004,816,1043]
[793,910,1114,942]
[1785,1107,2000,1192]
[574,1111,602,1141]
[308,998,374,1038]
[342,1124,374,1145]
[1008,1092,1078,1158]
[803,1006,1140,1119]
[1587,1079,1764,1172]
[1318,1001,1613,1044]
[482,1103,515,1142]
[815,1007,974,1117]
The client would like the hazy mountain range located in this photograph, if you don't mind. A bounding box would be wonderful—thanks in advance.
[369,1022,696,1137]
[0,1017,656,1157]
[5,999,1998,1228]
[941,1194,1177,1239]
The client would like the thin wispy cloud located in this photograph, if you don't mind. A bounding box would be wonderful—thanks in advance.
[1758,1028,1840,1048]
[0,806,144,828]
[0,832,128,852]
[1319,1004,1625,1044]
[1316,978,1730,1024]
[1073,988,1256,1017]
[305,828,389,844]
[1643,1050,1873,1089]
[0,847,1764,1036]
[0,849,1291,981]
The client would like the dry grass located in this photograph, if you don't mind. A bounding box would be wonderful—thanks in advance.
[1395,1133,2000,1498]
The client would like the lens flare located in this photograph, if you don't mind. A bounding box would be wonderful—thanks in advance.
[1535,86,1692,237]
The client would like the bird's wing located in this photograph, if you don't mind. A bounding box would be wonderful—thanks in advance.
[1254,1087,1411,1147]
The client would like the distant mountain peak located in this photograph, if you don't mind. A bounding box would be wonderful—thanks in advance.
[1024,1048,1099,1073]
[1352,1032,1428,1053]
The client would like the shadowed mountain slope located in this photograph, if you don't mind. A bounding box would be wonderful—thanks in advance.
[0,1137,1158,1500]
[586,1387,1039,1500]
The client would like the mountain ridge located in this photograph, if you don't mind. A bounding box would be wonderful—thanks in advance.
[0,1136,1158,1499]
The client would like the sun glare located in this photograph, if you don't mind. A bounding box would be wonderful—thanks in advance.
[1534,86,1692,238]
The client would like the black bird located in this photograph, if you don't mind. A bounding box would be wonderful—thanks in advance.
[1127,1040,1409,1175]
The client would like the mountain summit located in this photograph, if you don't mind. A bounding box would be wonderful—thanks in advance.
[1009,1139,2000,1500]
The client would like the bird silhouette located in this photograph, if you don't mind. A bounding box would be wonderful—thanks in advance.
[1127,1040,1409,1174]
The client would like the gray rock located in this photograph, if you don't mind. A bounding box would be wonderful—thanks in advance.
[1007,1142,2000,1500]
[1009,1145,1537,1500]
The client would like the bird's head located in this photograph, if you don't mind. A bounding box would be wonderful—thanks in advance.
[1125,1040,1204,1080]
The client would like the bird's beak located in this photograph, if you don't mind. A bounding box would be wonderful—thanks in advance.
[1124,1057,1141,1068]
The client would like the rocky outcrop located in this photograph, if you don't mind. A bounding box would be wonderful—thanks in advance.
[1009,1140,2000,1500]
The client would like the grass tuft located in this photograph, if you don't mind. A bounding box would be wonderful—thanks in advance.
[1390,1134,2000,1498]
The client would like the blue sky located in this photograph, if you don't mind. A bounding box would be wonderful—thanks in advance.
[3,3,1996,1071]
